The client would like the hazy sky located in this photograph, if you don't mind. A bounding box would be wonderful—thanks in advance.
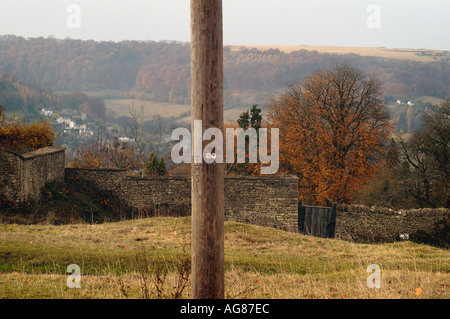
[0,0,449,50]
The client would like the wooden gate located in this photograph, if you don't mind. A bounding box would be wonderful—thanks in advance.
[298,196,337,238]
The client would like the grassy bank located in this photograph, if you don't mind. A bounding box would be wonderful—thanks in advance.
[0,217,448,299]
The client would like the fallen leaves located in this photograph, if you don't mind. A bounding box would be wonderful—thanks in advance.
[415,287,423,296]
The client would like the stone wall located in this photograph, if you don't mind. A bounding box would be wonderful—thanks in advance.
[335,204,449,242]
[65,169,299,231]
[2,150,446,241]
[224,176,299,232]
[0,146,65,202]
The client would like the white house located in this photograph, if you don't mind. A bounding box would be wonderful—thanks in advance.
[119,137,135,143]
[56,117,78,129]
[40,108,53,117]
[56,117,72,125]
[79,128,94,136]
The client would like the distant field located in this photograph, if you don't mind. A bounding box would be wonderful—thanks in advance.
[104,98,190,121]
[417,96,446,105]
[228,45,450,63]
[103,90,271,124]
[104,98,242,124]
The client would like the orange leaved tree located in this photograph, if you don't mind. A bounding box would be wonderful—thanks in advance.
[268,63,392,203]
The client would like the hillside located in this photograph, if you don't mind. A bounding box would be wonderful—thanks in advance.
[0,73,60,114]
[0,217,448,299]
[1,35,449,106]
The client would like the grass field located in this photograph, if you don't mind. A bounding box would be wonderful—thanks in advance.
[0,217,448,299]
[416,96,446,105]
[228,45,450,63]
[104,98,190,121]
[103,90,271,124]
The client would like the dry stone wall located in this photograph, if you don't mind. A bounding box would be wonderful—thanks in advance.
[335,204,449,242]
[0,147,65,202]
[1,147,447,242]
[65,169,299,231]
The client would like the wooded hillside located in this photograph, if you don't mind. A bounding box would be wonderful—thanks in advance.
[1,35,449,103]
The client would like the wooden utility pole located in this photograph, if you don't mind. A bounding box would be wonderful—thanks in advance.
[190,0,224,299]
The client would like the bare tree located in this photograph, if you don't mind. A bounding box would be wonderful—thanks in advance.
[398,101,450,207]
[128,99,145,165]
[128,100,164,176]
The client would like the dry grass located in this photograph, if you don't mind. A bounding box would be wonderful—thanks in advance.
[103,98,190,121]
[103,94,268,124]
[227,45,450,63]
[0,217,448,299]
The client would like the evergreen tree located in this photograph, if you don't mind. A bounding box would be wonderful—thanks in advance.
[237,110,250,129]
[158,155,167,175]
[227,104,263,176]
[144,152,167,176]
[250,104,262,131]
[144,152,159,176]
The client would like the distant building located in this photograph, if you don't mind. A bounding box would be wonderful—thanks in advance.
[56,117,74,127]
[119,137,135,143]
[40,108,53,117]
[407,101,415,106]
[79,128,94,136]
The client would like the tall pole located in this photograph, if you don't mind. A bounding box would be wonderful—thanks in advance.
[190,0,224,299]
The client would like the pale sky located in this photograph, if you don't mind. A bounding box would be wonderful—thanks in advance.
[0,0,449,50]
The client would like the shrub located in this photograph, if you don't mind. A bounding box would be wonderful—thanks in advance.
[0,117,56,153]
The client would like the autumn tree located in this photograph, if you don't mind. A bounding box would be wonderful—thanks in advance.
[0,104,4,126]
[269,63,391,203]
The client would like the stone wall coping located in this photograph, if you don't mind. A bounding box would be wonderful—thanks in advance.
[127,175,299,181]
[0,146,65,160]
[336,203,449,214]
[125,175,299,181]
[225,175,298,180]
[65,167,128,172]
[65,169,299,181]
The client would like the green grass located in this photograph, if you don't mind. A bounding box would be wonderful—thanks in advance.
[417,96,446,105]
[0,217,449,299]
